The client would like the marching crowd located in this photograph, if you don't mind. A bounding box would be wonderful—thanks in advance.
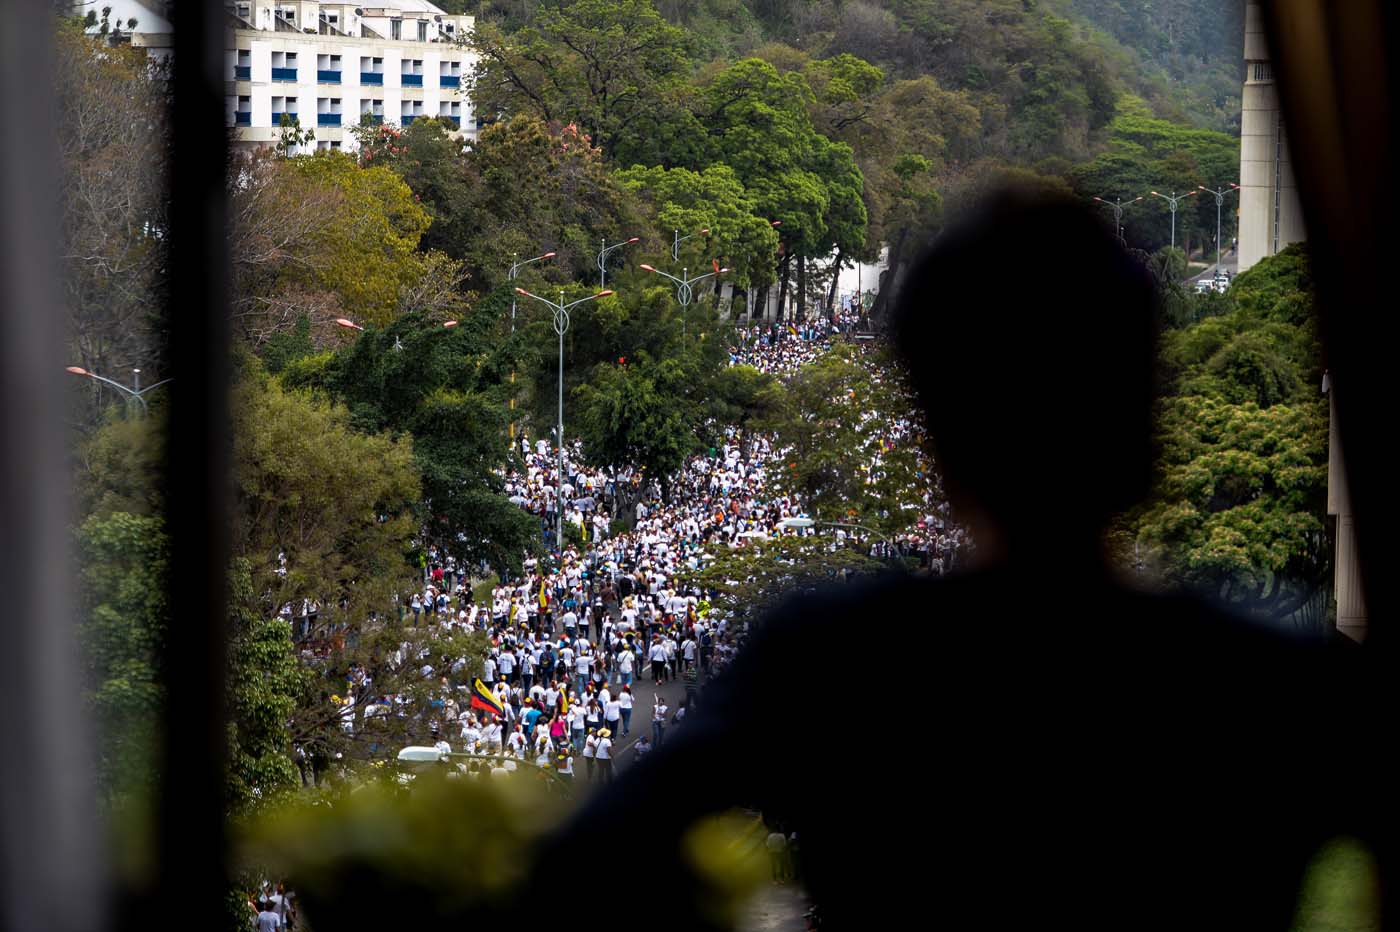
[376,323,966,781]
[288,322,965,794]
[257,322,962,927]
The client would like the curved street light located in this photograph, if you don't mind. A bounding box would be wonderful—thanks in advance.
[1092,195,1145,246]
[514,286,614,551]
[1198,183,1241,272]
[508,250,556,335]
[638,262,730,339]
[672,227,709,262]
[596,236,639,290]
[1148,189,1198,253]
[65,366,172,417]
[506,249,556,441]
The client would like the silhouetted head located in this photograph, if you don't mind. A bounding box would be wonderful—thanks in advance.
[894,190,1157,558]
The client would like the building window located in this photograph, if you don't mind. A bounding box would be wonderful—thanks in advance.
[275,6,295,24]
[1253,62,1273,82]
[418,20,428,42]
[235,2,250,21]
[391,18,402,40]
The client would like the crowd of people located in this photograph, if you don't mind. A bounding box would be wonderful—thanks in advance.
[259,321,963,928]
[293,322,966,801]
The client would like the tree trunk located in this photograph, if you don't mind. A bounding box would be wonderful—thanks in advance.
[797,254,807,322]
[825,248,844,321]
[775,253,792,323]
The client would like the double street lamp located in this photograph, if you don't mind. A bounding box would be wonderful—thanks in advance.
[638,262,730,339]
[514,286,613,552]
[1198,183,1240,271]
[596,236,639,290]
[1148,189,1198,253]
[65,366,172,417]
[1092,195,1144,246]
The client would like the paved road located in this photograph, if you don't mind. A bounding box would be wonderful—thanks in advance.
[571,655,697,784]
[1187,250,1240,287]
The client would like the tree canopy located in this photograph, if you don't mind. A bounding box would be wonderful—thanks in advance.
[1132,246,1329,629]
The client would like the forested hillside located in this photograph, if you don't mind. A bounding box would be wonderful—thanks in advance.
[442,0,1243,320]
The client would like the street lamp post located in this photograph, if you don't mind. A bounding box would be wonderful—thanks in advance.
[596,236,639,290]
[508,250,556,335]
[638,262,730,339]
[65,366,172,417]
[672,227,709,262]
[506,250,556,442]
[1198,184,1241,272]
[514,286,613,552]
[1149,189,1198,253]
[1092,195,1145,246]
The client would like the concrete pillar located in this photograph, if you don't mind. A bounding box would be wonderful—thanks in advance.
[1326,382,1366,641]
[1239,1,1305,272]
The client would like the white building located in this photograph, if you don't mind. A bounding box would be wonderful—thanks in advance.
[134,1,478,154]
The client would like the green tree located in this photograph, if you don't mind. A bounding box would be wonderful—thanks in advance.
[1132,246,1330,629]
[573,353,698,489]
[691,58,868,318]
[350,118,473,256]
[286,302,541,576]
[1072,104,1240,255]
[1136,395,1328,623]
[228,150,433,345]
[78,510,167,803]
[443,117,658,288]
[616,163,780,287]
[469,0,692,158]
[758,343,935,536]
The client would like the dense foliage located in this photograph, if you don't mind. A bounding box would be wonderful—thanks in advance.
[1131,246,1330,629]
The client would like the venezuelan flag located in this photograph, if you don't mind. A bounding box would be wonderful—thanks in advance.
[470,677,505,718]
[538,577,548,609]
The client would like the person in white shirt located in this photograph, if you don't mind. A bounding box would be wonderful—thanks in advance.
[648,639,668,685]
[594,727,615,783]
[604,697,622,736]
[617,686,634,736]
[482,720,503,754]
[568,701,585,751]
[582,729,597,781]
[652,696,668,746]
[575,649,593,696]
[616,646,636,686]
[255,900,282,932]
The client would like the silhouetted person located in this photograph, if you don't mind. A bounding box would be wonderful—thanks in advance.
[523,193,1382,930]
